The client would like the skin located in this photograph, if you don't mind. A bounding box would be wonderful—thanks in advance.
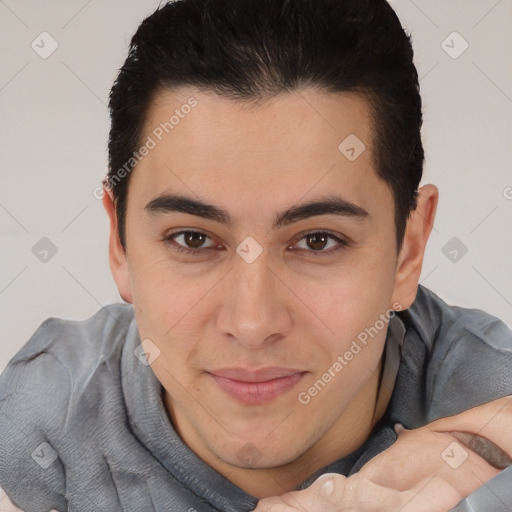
[102,84,507,504]
[2,400,510,512]
[103,86,437,497]
[0,89,509,512]
[255,395,512,511]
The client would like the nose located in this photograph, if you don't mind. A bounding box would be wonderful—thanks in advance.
[216,249,293,349]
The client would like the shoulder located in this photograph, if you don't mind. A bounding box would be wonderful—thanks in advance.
[5,302,136,371]
[0,303,136,510]
[399,285,511,353]
[0,302,135,418]
[396,285,512,420]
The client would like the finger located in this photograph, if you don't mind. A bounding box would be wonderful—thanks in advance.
[394,423,406,435]
[436,439,500,497]
[358,428,500,493]
[253,474,347,512]
[307,473,404,512]
[343,473,466,512]
[448,430,512,469]
[356,427,430,489]
[341,474,403,511]
[308,473,348,510]
[252,496,298,512]
[427,395,512,457]
[399,474,468,512]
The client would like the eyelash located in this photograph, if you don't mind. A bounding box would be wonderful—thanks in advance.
[162,230,348,257]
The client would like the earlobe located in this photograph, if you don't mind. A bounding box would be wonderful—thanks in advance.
[391,184,439,310]
[102,187,133,304]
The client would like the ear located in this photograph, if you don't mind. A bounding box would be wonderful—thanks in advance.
[391,184,438,310]
[102,187,133,304]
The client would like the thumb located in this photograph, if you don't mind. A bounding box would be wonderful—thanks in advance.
[308,473,348,509]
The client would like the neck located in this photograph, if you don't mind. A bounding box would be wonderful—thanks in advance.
[166,357,384,498]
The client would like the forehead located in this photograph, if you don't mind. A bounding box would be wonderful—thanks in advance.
[128,86,392,224]
[143,86,374,158]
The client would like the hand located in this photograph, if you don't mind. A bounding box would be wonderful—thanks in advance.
[253,395,512,512]
[0,487,26,512]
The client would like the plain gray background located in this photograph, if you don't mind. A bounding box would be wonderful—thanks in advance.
[0,0,511,373]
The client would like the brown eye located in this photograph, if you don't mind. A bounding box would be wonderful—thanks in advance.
[163,230,217,255]
[295,231,347,255]
[306,233,329,251]
[182,231,208,249]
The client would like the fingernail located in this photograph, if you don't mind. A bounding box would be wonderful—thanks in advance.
[394,423,405,435]
[319,479,334,497]
[316,472,338,482]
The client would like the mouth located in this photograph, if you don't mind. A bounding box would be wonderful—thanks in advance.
[208,367,307,405]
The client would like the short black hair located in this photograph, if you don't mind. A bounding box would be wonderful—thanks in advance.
[106,0,423,253]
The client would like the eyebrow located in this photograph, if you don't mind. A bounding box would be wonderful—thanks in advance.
[144,193,369,230]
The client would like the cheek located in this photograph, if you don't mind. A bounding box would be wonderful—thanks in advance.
[127,222,397,349]
[305,261,395,334]
[298,264,395,387]
[298,283,391,408]
[128,238,201,310]
[128,260,228,379]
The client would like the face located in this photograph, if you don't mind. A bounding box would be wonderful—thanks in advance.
[104,86,433,477]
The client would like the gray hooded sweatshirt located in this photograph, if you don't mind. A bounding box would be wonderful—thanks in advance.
[0,285,511,511]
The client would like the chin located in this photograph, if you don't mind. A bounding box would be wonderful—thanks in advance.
[214,435,309,470]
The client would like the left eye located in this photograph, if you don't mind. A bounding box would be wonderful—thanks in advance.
[294,232,346,254]
[163,230,346,256]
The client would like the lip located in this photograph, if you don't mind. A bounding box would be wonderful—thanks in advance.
[208,367,306,405]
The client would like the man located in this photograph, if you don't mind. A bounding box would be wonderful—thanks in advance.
[1,0,511,511]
